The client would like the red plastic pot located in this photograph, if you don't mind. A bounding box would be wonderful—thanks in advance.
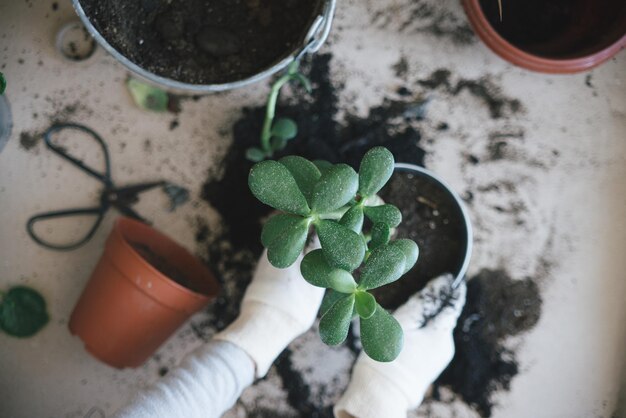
[462,0,626,73]
[69,217,219,368]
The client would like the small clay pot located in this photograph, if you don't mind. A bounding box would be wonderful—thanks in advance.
[463,0,626,73]
[69,217,219,368]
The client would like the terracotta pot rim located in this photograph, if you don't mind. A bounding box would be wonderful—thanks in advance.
[462,0,626,73]
[112,217,216,303]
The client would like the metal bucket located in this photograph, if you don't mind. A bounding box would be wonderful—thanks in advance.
[71,0,336,93]
[394,163,473,289]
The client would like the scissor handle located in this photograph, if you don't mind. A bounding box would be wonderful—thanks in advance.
[43,123,112,186]
[26,207,106,251]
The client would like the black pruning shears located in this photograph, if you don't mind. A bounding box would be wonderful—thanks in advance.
[26,123,186,251]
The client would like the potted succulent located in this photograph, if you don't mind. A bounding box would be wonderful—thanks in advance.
[463,0,626,73]
[248,147,420,361]
[69,217,220,368]
[72,0,335,92]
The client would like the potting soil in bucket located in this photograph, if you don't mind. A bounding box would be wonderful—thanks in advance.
[79,0,323,84]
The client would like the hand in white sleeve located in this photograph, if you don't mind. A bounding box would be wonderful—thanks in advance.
[215,240,325,377]
[334,273,466,418]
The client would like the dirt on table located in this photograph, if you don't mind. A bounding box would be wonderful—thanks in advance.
[80,0,323,84]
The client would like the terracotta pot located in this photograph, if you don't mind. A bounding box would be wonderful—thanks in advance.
[69,217,219,368]
[462,0,626,73]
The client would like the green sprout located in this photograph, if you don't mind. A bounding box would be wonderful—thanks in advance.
[249,147,419,362]
[246,60,312,162]
[0,72,6,95]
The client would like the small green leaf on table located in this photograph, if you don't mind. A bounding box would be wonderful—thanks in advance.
[0,286,49,338]
[310,164,358,214]
[360,303,403,362]
[358,147,394,197]
[126,78,168,112]
[319,294,355,346]
[315,220,366,272]
[249,160,310,216]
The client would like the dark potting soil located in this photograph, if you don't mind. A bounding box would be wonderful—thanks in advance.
[132,242,202,293]
[480,0,626,57]
[374,171,467,309]
[80,0,322,84]
[434,269,542,417]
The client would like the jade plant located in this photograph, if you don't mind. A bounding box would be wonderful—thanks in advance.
[248,146,418,362]
[246,60,311,162]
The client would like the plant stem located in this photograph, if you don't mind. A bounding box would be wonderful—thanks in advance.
[260,61,300,153]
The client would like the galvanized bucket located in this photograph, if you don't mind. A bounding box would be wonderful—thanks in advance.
[72,0,336,93]
[394,163,473,289]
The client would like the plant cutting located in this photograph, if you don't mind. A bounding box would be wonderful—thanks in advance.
[0,286,49,338]
[248,146,419,362]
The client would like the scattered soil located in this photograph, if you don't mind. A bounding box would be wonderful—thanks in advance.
[434,269,543,417]
[132,242,201,293]
[19,132,39,150]
[80,0,323,84]
[480,0,626,57]
[375,171,467,309]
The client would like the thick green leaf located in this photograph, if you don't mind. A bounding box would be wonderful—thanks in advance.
[358,147,394,197]
[279,156,322,203]
[319,294,355,346]
[0,286,49,337]
[246,147,266,162]
[339,205,364,233]
[389,239,419,274]
[315,220,366,272]
[261,214,306,247]
[358,244,406,290]
[369,223,390,250]
[313,160,333,174]
[328,270,357,294]
[311,164,358,214]
[360,303,404,362]
[127,78,168,112]
[267,218,309,268]
[249,160,310,216]
[301,249,334,288]
[271,118,297,140]
[355,291,377,319]
[363,204,402,228]
[320,289,344,316]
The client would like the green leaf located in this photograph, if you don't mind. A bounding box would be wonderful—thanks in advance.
[292,73,312,93]
[246,147,266,162]
[249,160,310,216]
[0,72,6,95]
[312,160,333,174]
[360,303,404,362]
[279,156,322,203]
[389,239,419,274]
[328,270,357,294]
[319,294,355,346]
[355,291,377,319]
[315,220,366,272]
[363,205,402,228]
[271,118,297,141]
[369,223,390,250]
[339,205,364,233]
[301,249,334,288]
[0,286,49,337]
[266,218,309,268]
[126,78,168,112]
[311,164,358,214]
[270,136,288,151]
[261,213,305,247]
[358,244,406,290]
[320,289,345,316]
[358,147,394,197]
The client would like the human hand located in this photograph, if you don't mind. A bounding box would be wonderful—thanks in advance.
[334,273,466,418]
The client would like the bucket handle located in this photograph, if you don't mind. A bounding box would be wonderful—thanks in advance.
[296,0,337,60]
